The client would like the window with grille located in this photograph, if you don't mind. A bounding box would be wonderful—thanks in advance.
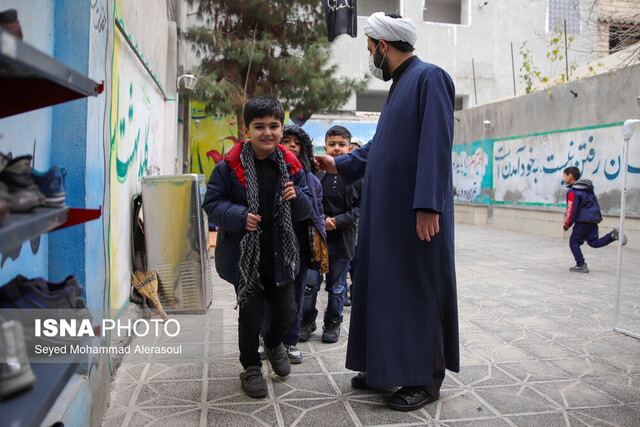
[548,0,581,33]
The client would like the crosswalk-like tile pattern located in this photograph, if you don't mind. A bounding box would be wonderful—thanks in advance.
[103,224,640,426]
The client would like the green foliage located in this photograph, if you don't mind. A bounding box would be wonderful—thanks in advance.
[519,42,544,93]
[183,0,368,130]
[519,25,579,93]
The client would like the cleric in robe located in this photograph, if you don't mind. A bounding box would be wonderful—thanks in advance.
[315,12,460,411]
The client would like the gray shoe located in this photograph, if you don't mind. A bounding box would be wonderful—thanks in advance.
[264,343,291,377]
[569,264,589,273]
[0,319,36,399]
[298,321,316,342]
[285,345,303,364]
[611,227,628,246]
[239,366,267,398]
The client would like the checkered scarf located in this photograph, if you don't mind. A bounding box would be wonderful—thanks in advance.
[236,141,299,307]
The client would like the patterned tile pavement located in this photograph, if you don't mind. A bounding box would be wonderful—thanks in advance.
[102,223,640,426]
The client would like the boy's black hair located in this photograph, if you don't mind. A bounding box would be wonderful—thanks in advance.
[369,13,415,53]
[325,125,352,142]
[564,166,581,180]
[243,96,285,128]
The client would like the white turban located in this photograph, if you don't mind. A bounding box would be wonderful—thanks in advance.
[364,12,417,46]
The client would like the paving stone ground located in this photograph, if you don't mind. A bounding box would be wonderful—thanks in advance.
[102,223,640,426]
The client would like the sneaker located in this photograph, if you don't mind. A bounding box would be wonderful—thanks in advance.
[0,275,87,310]
[31,166,66,207]
[285,345,303,364]
[611,227,628,246]
[239,366,267,398]
[298,320,316,342]
[0,319,36,399]
[8,185,45,212]
[344,286,352,307]
[0,155,45,212]
[264,343,291,377]
[351,371,372,390]
[322,319,341,343]
[0,275,90,350]
[569,264,589,273]
[386,386,439,412]
[1,155,35,189]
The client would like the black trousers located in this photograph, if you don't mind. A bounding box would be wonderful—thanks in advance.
[237,273,297,369]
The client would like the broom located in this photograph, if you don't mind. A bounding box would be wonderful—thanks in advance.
[131,270,168,321]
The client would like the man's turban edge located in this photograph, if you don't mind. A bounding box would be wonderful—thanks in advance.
[364,11,417,46]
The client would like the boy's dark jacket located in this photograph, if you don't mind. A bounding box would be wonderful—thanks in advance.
[305,172,329,272]
[564,178,602,229]
[315,171,362,260]
[202,142,313,286]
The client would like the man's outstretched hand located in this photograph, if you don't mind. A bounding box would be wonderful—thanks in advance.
[314,155,337,174]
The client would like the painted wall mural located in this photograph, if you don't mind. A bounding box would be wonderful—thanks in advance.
[453,124,640,213]
[452,139,493,203]
[188,101,238,179]
[107,18,166,311]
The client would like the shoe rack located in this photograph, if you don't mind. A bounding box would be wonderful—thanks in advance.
[0,27,102,426]
[0,26,103,253]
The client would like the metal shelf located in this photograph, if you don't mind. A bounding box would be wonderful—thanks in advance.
[0,206,103,254]
[0,27,103,118]
[0,362,78,427]
[0,206,69,254]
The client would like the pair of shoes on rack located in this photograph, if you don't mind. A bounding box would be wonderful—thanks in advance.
[0,153,66,212]
[0,275,90,354]
[0,274,86,310]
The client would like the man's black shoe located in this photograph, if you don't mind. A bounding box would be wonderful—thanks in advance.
[351,372,373,389]
[386,386,439,411]
[264,343,291,377]
[239,366,267,398]
[322,319,341,343]
[298,321,316,342]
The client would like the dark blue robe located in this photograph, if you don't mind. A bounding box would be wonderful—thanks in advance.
[335,58,459,388]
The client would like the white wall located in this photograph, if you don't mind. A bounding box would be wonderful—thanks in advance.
[331,0,600,111]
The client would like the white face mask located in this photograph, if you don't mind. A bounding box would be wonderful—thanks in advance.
[368,43,387,81]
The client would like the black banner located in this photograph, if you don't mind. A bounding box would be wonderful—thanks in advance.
[323,0,357,42]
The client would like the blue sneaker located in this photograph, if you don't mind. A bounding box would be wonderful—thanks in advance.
[31,166,66,207]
